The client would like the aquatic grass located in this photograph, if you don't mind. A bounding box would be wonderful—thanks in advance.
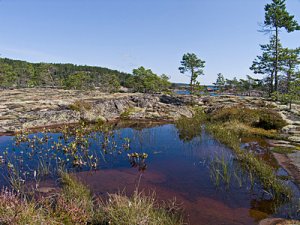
[234,171,243,188]
[37,157,52,178]
[210,162,221,187]
[6,164,26,194]
[3,122,141,188]
[209,155,232,188]
[206,123,291,198]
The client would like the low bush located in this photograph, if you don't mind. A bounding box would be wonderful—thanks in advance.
[0,189,53,224]
[210,106,286,130]
[223,121,279,139]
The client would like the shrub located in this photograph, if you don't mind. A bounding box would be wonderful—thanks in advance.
[0,188,55,224]
[54,172,95,224]
[210,106,286,130]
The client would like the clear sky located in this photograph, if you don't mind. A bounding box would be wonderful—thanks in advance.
[0,0,299,84]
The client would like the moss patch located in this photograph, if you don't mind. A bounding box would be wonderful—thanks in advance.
[120,107,143,119]
[69,100,92,112]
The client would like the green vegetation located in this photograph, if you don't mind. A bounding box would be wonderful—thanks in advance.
[205,1,300,102]
[178,53,205,94]
[0,189,51,224]
[206,123,290,198]
[250,0,300,100]
[120,107,143,119]
[0,59,170,93]
[0,58,129,90]
[175,107,207,142]
[100,190,184,225]
[0,172,184,225]
[214,73,225,93]
[210,155,232,188]
[263,0,299,93]
[270,146,296,154]
[125,66,171,93]
[176,105,291,198]
[221,121,279,139]
[209,106,287,130]
[69,100,92,111]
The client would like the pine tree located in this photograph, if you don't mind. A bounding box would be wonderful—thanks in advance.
[263,0,300,92]
[179,53,205,94]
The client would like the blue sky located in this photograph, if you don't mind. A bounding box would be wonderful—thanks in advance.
[0,0,299,84]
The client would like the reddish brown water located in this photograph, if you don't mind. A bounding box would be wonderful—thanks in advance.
[0,123,299,224]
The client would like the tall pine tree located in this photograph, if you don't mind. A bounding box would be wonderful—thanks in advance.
[263,0,300,92]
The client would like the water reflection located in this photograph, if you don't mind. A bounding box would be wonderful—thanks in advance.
[0,121,299,224]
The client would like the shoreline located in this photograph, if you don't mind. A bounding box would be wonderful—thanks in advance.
[1,88,300,190]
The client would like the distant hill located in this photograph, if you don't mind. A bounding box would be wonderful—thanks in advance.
[0,57,131,88]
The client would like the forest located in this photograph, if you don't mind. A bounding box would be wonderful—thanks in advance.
[0,58,171,93]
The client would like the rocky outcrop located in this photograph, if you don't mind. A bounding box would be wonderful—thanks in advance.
[0,89,206,133]
[0,89,293,134]
[2,88,300,188]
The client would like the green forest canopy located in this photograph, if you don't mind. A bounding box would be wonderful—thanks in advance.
[0,57,130,89]
[0,58,171,93]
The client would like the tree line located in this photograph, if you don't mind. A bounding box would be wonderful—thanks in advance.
[0,0,298,100]
[0,58,171,93]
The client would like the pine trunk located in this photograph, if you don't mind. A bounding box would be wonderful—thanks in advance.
[274,27,279,93]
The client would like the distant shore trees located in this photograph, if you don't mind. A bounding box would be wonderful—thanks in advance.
[0,58,127,92]
[0,58,171,93]
[125,67,171,93]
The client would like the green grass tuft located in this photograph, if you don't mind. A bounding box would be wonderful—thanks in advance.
[98,190,184,225]
[206,123,291,198]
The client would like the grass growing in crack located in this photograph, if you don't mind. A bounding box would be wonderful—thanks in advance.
[120,107,143,119]
[271,146,295,154]
[69,100,92,111]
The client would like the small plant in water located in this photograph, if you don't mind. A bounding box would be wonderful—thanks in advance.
[209,154,233,188]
